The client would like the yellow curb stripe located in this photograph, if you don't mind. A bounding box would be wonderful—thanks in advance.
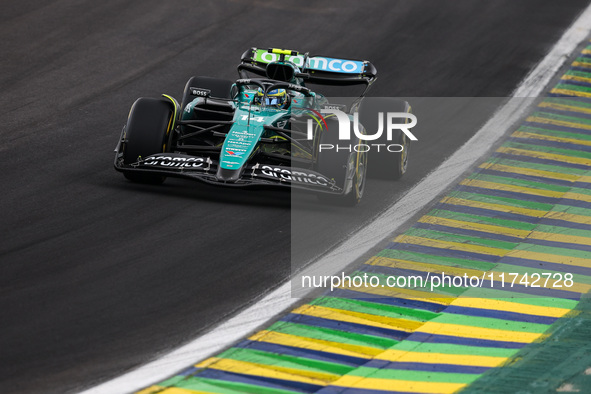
[459,179,564,198]
[451,297,571,318]
[497,146,591,165]
[292,304,423,332]
[394,234,509,257]
[481,162,580,181]
[529,230,591,246]
[369,255,485,278]
[440,196,547,217]
[544,211,591,225]
[512,130,591,147]
[506,249,591,270]
[416,321,543,343]
[538,100,591,115]
[376,349,508,368]
[550,87,591,98]
[418,214,532,237]
[248,330,380,358]
[331,376,465,393]
[198,357,340,385]
[561,74,591,84]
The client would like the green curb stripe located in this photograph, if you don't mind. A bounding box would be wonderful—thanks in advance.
[574,56,591,65]
[447,189,554,211]
[428,209,537,231]
[530,110,591,126]
[552,203,591,216]
[403,227,519,250]
[518,125,591,142]
[535,224,591,238]
[514,242,591,260]
[393,340,519,358]
[486,155,587,176]
[160,375,302,394]
[503,141,591,160]
[432,313,549,333]
[217,348,352,375]
[377,249,496,271]
[569,186,591,196]
[459,287,579,309]
[468,173,570,193]
[267,322,397,349]
[542,96,591,110]
[349,367,479,384]
[564,69,591,79]
[310,297,440,322]
[494,264,591,285]
[554,82,591,94]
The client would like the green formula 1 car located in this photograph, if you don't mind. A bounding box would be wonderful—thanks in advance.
[114,48,413,205]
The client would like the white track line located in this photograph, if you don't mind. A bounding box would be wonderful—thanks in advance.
[80,6,591,394]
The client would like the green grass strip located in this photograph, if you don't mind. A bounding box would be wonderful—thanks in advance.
[378,249,496,271]
[404,227,518,250]
[310,296,440,322]
[267,321,397,349]
[217,348,352,375]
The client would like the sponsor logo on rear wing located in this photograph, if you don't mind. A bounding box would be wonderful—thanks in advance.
[252,49,365,75]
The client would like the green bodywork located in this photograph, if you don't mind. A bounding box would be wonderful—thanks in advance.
[182,83,318,173]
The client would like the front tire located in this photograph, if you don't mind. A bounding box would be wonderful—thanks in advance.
[359,97,411,180]
[316,119,367,206]
[122,97,173,184]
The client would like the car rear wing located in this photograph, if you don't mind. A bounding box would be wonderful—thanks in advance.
[239,48,377,86]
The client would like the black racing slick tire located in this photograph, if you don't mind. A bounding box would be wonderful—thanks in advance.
[181,76,235,110]
[122,97,173,184]
[358,97,411,180]
[316,119,367,206]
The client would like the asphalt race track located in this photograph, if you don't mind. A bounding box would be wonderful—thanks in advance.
[1,1,589,393]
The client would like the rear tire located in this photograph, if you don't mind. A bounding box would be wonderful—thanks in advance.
[359,97,411,180]
[122,97,173,184]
